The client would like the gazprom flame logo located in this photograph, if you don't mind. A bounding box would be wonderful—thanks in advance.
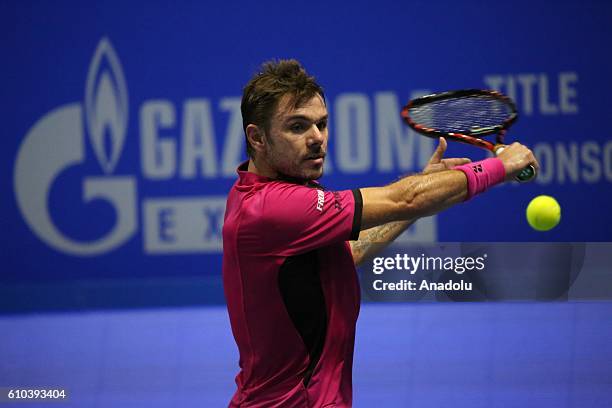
[14,38,137,256]
[85,39,129,174]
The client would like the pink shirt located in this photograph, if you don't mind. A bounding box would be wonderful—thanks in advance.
[223,162,362,407]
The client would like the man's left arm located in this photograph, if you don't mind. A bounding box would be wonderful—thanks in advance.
[349,138,469,266]
[350,220,413,266]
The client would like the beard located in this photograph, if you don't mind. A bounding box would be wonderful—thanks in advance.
[266,148,325,183]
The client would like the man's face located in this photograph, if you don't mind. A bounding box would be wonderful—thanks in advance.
[262,93,328,181]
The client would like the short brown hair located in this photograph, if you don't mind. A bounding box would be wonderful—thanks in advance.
[241,59,325,157]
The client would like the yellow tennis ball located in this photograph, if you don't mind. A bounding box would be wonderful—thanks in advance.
[526,195,561,231]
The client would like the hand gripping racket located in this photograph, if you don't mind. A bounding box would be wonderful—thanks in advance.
[401,89,536,182]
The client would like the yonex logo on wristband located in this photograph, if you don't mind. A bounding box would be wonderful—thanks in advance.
[454,158,505,201]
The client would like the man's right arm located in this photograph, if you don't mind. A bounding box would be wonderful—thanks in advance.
[359,170,467,230]
[359,142,538,230]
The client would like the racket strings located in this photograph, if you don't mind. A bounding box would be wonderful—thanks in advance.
[408,95,513,134]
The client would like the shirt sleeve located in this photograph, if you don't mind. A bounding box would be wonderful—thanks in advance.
[253,183,362,257]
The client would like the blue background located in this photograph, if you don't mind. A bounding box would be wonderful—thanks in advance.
[3,0,612,289]
[2,2,612,406]
[2,303,611,407]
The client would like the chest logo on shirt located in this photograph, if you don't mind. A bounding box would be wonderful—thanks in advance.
[333,191,343,210]
[316,190,325,212]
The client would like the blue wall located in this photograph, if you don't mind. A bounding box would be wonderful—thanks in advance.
[2,3,612,406]
[2,0,612,305]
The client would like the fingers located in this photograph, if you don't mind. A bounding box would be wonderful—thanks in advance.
[428,137,447,164]
[422,138,471,173]
[496,142,540,181]
[441,157,471,167]
[422,158,471,174]
[524,144,540,173]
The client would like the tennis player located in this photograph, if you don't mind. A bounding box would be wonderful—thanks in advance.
[222,60,538,407]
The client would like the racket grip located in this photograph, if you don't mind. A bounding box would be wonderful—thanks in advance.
[494,145,536,183]
[517,165,536,182]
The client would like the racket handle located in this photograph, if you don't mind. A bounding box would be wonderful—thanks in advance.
[494,145,536,182]
[516,165,536,182]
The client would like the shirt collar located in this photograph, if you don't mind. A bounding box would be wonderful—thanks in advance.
[237,161,273,185]
[236,161,322,189]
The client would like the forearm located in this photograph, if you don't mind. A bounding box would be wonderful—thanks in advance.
[359,170,467,230]
[350,220,414,266]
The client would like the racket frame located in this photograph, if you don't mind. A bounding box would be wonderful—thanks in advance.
[401,89,536,181]
[400,89,518,153]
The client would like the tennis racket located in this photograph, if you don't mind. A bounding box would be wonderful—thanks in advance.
[401,89,536,182]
